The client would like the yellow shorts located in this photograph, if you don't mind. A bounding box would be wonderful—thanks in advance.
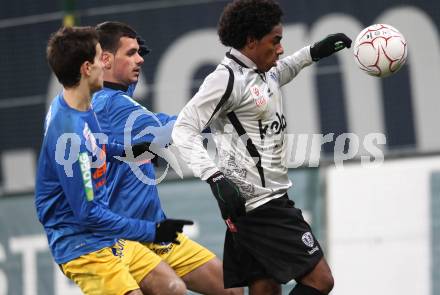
[144,232,216,277]
[60,234,215,295]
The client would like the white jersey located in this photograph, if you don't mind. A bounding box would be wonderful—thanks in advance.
[172,47,313,210]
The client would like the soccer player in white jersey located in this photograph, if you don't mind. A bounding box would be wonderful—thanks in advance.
[172,1,351,294]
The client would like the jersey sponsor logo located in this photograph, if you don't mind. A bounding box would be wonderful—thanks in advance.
[78,152,94,201]
[250,85,267,107]
[83,123,98,155]
[92,144,107,189]
[302,232,315,248]
[258,112,287,139]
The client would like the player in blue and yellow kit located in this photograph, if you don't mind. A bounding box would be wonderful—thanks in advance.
[36,26,192,295]
[92,22,242,294]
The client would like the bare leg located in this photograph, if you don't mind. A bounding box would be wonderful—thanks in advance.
[249,278,281,295]
[296,258,334,294]
[182,257,243,295]
[138,261,187,295]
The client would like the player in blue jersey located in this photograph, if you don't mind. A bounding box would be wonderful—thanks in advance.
[92,21,242,295]
[36,26,193,295]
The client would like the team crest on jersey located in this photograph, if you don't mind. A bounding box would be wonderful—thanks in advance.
[250,85,267,107]
[83,123,98,155]
[302,232,315,248]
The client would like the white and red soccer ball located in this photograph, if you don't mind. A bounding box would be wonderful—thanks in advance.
[353,24,408,78]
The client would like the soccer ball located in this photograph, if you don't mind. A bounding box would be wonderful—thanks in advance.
[353,24,408,78]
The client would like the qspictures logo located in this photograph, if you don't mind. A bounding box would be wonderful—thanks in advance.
[54,106,387,186]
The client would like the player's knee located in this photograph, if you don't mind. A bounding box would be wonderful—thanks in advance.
[167,278,187,295]
[250,279,281,295]
[268,283,281,294]
[299,268,334,294]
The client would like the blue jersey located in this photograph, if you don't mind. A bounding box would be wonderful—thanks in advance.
[35,94,156,264]
[92,83,176,225]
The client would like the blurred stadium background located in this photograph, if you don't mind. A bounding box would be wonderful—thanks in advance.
[0,0,439,294]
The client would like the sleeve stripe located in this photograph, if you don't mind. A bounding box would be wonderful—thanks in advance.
[204,64,234,128]
[226,111,266,188]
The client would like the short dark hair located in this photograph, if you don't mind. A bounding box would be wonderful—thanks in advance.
[218,0,283,49]
[95,21,138,53]
[46,26,99,88]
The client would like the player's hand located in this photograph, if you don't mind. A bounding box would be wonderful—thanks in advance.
[207,172,246,223]
[121,142,154,159]
[131,142,153,157]
[310,33,352,61]
[154,219,194,244]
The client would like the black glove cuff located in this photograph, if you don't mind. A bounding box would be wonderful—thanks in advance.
[309,45,320,62]
[207,171,224,185]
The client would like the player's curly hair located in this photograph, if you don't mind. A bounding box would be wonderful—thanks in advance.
[218,0,283,49]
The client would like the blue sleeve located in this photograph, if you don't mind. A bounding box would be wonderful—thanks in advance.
[106,93,177,147]
[53,137,156,242]
[106,142,125,160]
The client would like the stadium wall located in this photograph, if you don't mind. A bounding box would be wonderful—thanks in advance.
[327,157,440,295]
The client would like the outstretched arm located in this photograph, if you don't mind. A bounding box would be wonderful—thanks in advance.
[277,33,352,86]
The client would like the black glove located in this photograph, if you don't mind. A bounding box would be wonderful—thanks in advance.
[136,36,151,56]
[121,142,154,158]
[154,219,193,244]
[207,172,246,222]
[131,142,151,157]
[310,33,352,61]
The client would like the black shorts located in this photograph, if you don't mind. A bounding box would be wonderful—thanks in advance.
[223,195,323,288]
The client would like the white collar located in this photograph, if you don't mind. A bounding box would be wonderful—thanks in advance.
[229,48,258,70]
